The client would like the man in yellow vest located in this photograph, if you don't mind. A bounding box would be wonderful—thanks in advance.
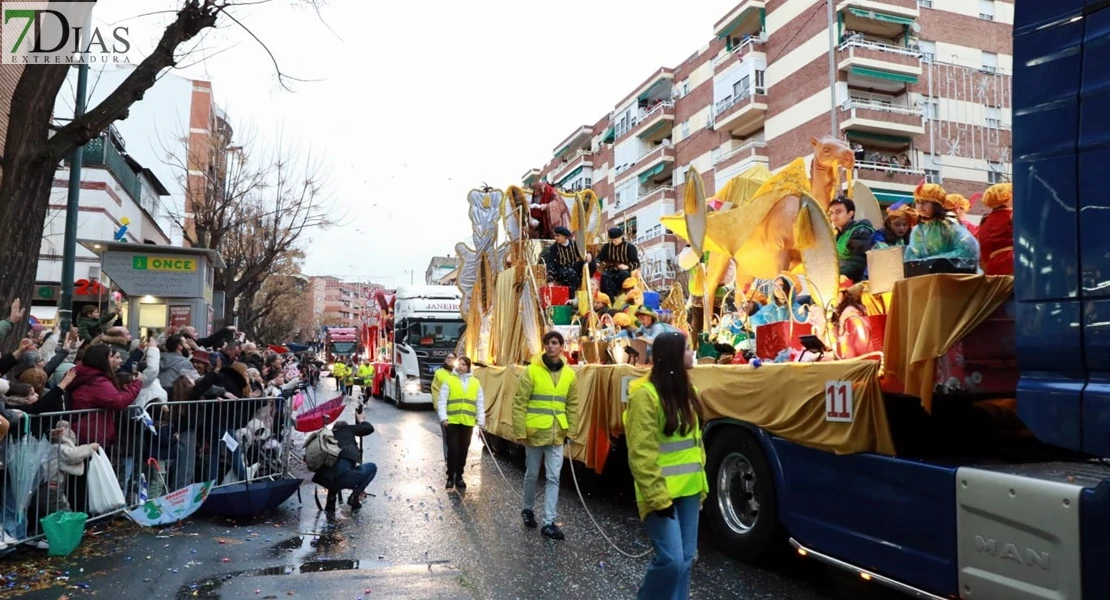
[355,360,375,402]
[512,331,579,540]
[430,352,457,461]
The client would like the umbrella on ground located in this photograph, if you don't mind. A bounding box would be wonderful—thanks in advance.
[6,423,52,525]
[201,477,303,517]
[127,480,214,527]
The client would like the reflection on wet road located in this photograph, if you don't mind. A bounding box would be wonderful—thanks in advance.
[8,381,909,599]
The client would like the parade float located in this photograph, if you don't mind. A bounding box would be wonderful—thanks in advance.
[455,143,1016,478]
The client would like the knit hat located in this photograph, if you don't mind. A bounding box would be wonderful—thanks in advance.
[913,181,947,205]
[553,225,571,237]
[607,227,623,239]
[982,182,1013,209]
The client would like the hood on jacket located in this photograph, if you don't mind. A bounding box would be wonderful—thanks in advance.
[69,363,111,391]
[96,334,131,348]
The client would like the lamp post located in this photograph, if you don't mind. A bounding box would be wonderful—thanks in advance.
[58,62,90,333]
[827,0,838,136]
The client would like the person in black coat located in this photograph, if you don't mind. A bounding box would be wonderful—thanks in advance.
[311,406,377,512]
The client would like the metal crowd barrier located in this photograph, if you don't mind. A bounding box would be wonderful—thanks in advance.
[0,395,294,550]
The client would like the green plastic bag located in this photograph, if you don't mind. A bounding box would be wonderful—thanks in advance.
[39,511,87,557]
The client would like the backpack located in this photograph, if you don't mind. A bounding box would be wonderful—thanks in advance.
[303,426,341,472]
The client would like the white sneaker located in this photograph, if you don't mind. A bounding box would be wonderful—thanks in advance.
[22,540,49,550]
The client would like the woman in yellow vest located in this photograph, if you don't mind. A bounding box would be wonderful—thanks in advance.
[436,356,485,490]
[430,353,457,461]
[624,332,708,600]
[331,361,349,396]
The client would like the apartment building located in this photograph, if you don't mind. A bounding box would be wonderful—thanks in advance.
[524,0,1013,287]
[308,276,384,328]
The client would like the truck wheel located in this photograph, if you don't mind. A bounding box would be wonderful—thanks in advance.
[392,377,404,407]
[705,427,784,563]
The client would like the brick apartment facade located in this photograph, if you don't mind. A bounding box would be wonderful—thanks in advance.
[524,0,1013,287]
[309,276,382,328]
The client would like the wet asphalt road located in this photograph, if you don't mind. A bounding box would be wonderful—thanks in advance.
[3,380,909,600]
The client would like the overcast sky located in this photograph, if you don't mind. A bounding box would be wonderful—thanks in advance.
[84,0,740,287]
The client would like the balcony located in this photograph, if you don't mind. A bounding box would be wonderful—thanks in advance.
[82,135,143,202]
[714,1,766,41]
[611,185,675,217]
[550,150,594,188]
[552,126,592,158]
[616,144,677,185]
[839,99,924,137]
[838,38,921,92]
[614,101,675,142]
[521,168,540,186]
[714,139,769,172]
[709,88,768,137]
[713,36,767,73]
[836,0,919,39]
[855,159,925,188]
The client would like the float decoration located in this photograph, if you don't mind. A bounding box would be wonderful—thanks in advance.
[809,136,856,210]
[455,188,508,362]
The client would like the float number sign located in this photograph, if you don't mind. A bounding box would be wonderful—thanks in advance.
[824,380,854,423]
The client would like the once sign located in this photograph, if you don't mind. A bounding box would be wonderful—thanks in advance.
[132,256,197,272]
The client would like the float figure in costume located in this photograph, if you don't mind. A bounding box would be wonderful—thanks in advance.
[542,226,593,289]
[529,181,571,240]
[905,182,980,263]
[975,182,1013,276]
[596,227,640,299]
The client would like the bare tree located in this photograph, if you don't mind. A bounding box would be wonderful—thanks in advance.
[248,270,315,343]
[0,0,326,349]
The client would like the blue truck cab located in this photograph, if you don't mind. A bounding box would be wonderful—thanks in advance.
[699,3,1110,598]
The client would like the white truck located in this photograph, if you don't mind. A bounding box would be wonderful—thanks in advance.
[379,285,465,406]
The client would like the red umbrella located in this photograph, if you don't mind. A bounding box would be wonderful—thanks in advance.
[268,345,289,354]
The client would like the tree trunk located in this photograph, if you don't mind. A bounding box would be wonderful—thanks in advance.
[0,65,70,351]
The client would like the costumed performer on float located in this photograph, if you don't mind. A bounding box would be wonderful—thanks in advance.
[748,275,810,328]
[975,182,1013,276]
[596,227,640,298]
[871,202,918,248]
[905,182,981,264]
[949,193,979,236]
[543,225,593,289]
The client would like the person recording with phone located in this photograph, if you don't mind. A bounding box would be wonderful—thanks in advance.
[313,403,377,512]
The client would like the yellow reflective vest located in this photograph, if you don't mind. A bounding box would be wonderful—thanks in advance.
[356,364,375,380]
[332,363,348,379]
[512,355,578,447]
[445,376,480,426]
[430,367,452,405]
[623,378,708,521]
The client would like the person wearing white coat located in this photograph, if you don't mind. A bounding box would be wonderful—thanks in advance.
[436,357,485,490]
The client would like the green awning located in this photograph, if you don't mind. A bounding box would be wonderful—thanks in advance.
[554,144,571,157]
[872,190,914,206]
[602,127,615,144]
[639,162,666,183]
[717,7,756,38]
[845,129,912,145]
[850,66,917,84]
[637,120,670,139]
[848,7,915,26]
[523,174,538,185]
[556,166,584,187]
[637,78,668,102]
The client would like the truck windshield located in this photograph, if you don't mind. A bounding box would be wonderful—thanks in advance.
[330,341,357,354]
[401,320,464,347]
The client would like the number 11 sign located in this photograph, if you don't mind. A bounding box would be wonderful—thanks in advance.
[824,381,854,422]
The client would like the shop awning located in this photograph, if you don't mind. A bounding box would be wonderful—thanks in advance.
[29,305,58,323]
[848,7,915,26]
[850,66,918,84]
[639,163,666,183]
[872,190,914,206]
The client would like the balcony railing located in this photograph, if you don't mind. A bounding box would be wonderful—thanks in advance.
[551,149,594,184]
[838,37,922,58]
[639,185,674,204]
[715,140,768,165]
[614,101,675,139]
[712,36,765,68]
[714,87,766,116]
[841,99,923,117]
[81,136,143,202]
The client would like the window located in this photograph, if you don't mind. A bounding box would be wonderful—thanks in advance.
[733,76,751,100]
[982,51,998,73]
[681,79,689,97]
[681,120,690,137]
[988,162,1005,183]
[918,0,932,7]
[755,70,765,91]
[711,146,722,164]
[979,0,994,21]
[918,40,936,62]
[985,106,1002,128]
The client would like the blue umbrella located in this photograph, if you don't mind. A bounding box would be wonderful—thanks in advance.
[6,422,52,525]
[201,477,302,518]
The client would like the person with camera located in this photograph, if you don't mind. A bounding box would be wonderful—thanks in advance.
[312,405,377,512]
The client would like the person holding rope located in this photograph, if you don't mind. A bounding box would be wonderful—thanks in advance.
[513,331,579,540]
[624,331,708,599]
[437,356,485,490]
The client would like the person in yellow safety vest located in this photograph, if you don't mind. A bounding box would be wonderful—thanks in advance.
[331,361,349,395]
[436,356,485,490]
[623,332,708,600]
[430,352,457,461]
[512,330,580,540]
[356,360,375,401]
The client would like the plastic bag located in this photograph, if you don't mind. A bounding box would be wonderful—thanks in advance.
[39,511,87,556]
[86,449,125,515]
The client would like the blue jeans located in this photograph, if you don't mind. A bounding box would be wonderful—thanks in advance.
[638,494,700,600]
[332,458,377,494]
[523,444,563,526]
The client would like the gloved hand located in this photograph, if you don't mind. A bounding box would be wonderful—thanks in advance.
[654,505,675,520]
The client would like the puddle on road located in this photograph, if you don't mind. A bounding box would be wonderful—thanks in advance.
[176,558,454,599]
